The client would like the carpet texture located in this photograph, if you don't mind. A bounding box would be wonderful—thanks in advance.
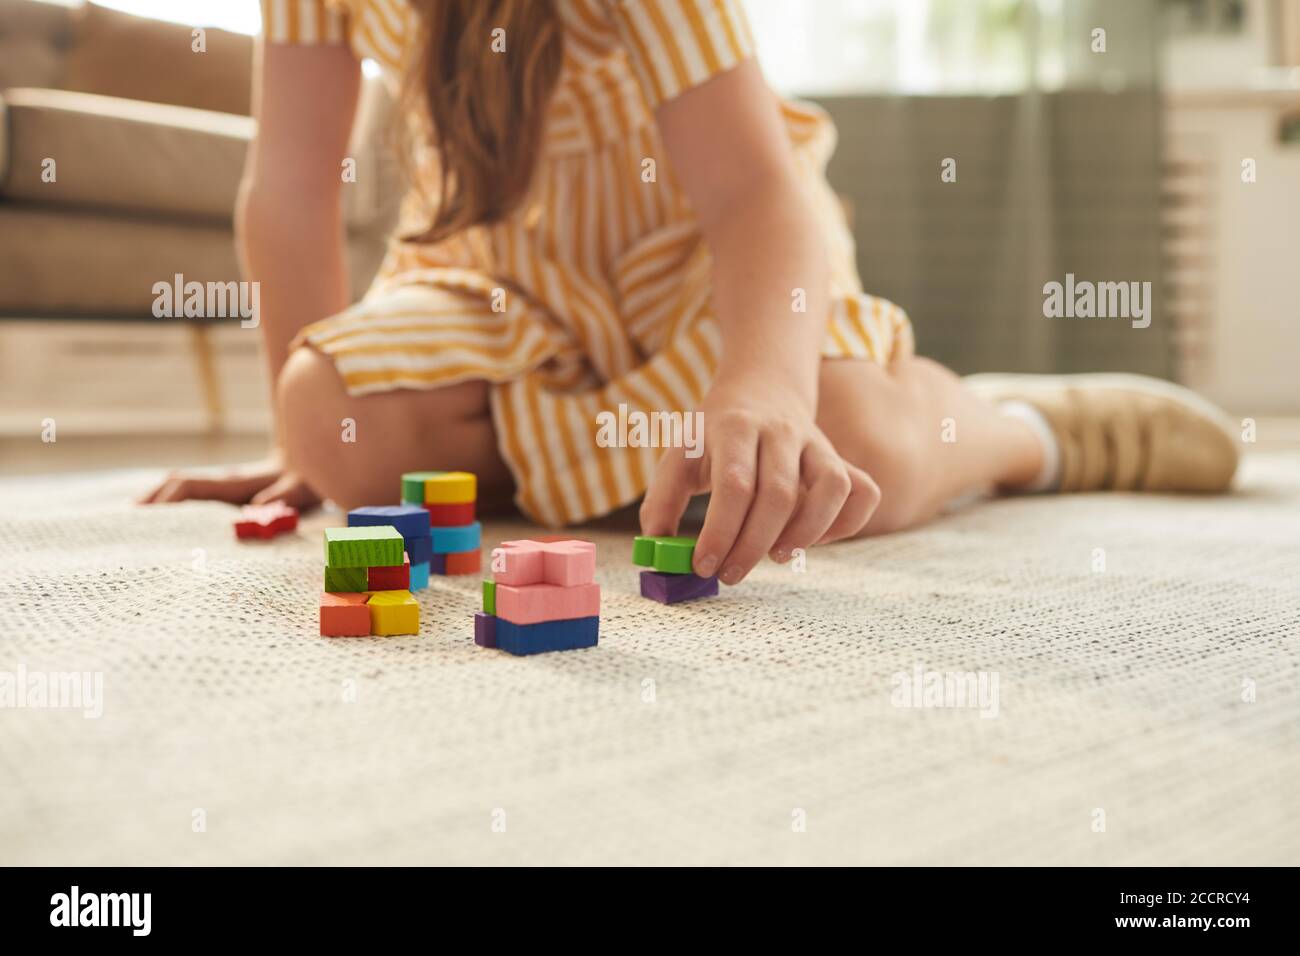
[2,456,1298,865]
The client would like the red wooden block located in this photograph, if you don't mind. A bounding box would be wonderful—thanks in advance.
[423,501,476,526]
[319,591,370,636]
[235,502,298,540]
[444,549,481,575]
[368,553,411,591]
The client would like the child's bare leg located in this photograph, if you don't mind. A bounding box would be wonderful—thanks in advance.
[816,355,1043,535]
[276,347,513,511]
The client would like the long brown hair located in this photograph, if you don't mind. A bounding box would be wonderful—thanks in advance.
[403,0,565,245]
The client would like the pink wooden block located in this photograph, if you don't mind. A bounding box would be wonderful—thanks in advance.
[494,582,601,625]
[492,539,595,587]
[542,540,596,587]
[491,540,545,585]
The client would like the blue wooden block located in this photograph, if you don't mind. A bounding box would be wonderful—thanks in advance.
[409,560,430,591]
[494,615,599,656]
[348,505,431,540]
[431,521,481,554]
[405,533,433,566]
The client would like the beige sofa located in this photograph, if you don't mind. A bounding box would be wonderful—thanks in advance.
[0,0,399,317]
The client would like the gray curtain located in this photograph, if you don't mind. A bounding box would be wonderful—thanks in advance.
[811,0,1171,377]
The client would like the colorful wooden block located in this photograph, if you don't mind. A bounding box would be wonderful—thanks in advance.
[235,502,298,540]
[348,505,431,540]
[368,553,411,591]
[430,521,481,554]
[492,539,595,587]
[319,592,370,637]
[444,549,481,575]
[423,471,477,505]
[424,501,476,526]
[474,612,497,648]
[405,534,433,566]
[632,535,696,574]
[429,553,447,575]
[494,582,600,626]
[494,615,599,656]
[325,526,404,568]
[366,590,419,636]
[324,565,368,592]
[401,470,444,505]
[640,570,719,604]
[409,560,430,592]
[482,579,496,615]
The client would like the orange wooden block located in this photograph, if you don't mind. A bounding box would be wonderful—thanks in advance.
[319,591,370,637]
[443,549,481,575]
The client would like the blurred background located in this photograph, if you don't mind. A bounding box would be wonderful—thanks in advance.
[1,0,1297,475]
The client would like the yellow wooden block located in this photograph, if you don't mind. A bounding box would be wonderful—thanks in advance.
[423,471,476,505]
[366,589,420,636]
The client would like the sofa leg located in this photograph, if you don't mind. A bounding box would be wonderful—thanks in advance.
[188,323,224,434]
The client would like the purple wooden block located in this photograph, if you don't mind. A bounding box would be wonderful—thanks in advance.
[639,570,719,604]
[474,612,497,648]
[429,552,447,575]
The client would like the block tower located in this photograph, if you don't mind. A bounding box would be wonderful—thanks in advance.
[401,471,481,575]
[476,539,599,655]
[633,535,718,603]
[319,525,419,636]
[346,504,433,591]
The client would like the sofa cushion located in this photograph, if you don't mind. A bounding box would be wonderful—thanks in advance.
[60,2,253,116]
[0,0,76,89]
[0,84,402,231]
[0,205,387,316]
[0,87,252,221]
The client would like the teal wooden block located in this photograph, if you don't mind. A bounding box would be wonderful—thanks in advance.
[324,565,367,592]
[324,526,404,568]
[631,535,696,574]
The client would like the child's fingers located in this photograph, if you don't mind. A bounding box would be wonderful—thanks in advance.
[816,463,880,544]
[716,431,802,584]
[639,448,701,537]
[769,448,851,560]
[250,473,317,509]
[694,425,760,579]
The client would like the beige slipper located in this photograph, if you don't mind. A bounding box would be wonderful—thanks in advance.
[963,373,1240,493]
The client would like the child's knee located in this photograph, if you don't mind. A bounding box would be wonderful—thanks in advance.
[276,347,351,470]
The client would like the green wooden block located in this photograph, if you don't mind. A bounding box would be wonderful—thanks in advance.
[482,579,496,615]
[324,565,368,592]
[400,471,444,505]
[324,526,404,568]
[632,535,696,574]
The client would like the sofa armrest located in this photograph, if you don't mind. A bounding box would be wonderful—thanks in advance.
[1,83,402,233]
[0,87,252,221]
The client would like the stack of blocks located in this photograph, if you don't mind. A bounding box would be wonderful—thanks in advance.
[347,505,433,591]
[401,471,481,575]
[319,526,419,636]
[633,535,719,604]
[476,538,599,655]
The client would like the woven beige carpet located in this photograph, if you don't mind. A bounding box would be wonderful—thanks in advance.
[2,455,1298,865]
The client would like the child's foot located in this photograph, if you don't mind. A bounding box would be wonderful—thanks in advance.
[964,373,1240,493]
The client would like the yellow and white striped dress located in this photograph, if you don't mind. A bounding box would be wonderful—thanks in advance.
[262,0,914,527]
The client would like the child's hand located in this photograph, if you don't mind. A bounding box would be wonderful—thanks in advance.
[139,453,320,509]
[639,373,880,584]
